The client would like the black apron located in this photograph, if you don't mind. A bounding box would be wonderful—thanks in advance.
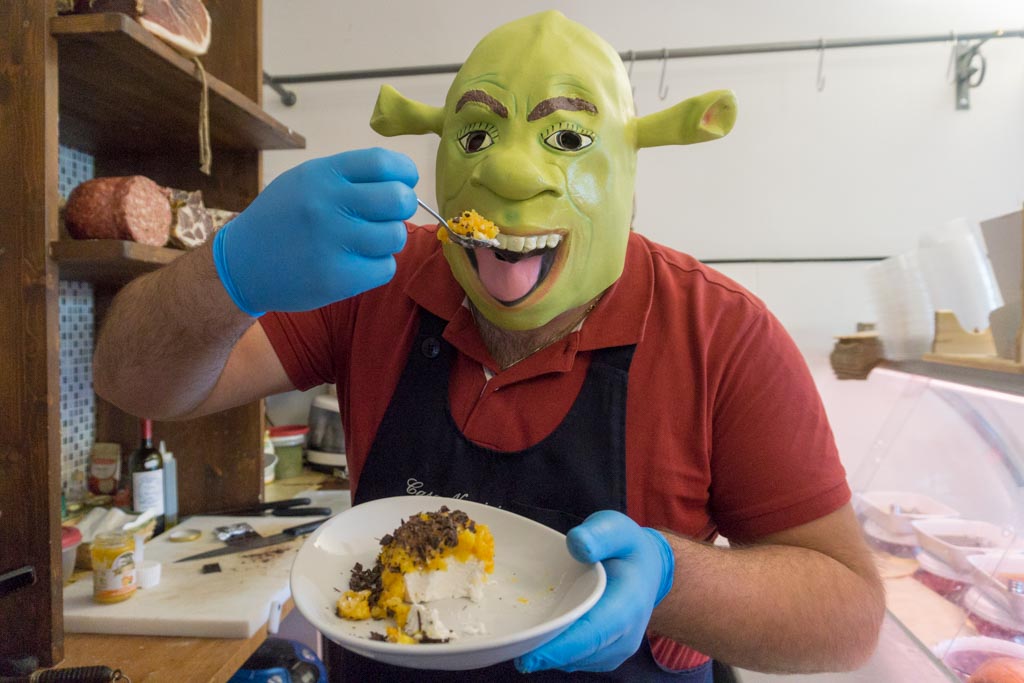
[328,310,711,682]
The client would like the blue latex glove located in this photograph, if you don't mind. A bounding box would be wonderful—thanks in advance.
[515,510,675,673]
[213,148,418,316]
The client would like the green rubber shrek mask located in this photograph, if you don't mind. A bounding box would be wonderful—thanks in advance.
[371,11,736,330]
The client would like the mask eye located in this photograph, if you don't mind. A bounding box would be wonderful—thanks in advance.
[458,130,494,153]
[544,129,593,152]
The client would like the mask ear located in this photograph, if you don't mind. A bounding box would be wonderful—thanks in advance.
[635,90,737,148]
[370,84,445,137]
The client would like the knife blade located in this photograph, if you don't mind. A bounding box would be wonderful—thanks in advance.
[174,518,328,563]
[202,497,312,516]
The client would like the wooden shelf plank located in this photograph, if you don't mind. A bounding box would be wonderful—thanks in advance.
[51,13,305,154]
[921,352,1024,375]
[50,239,183,285]
[878,359,1024,398]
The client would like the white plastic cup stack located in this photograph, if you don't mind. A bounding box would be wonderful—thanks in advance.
[865,251,935,360]
[917,218,1004,334]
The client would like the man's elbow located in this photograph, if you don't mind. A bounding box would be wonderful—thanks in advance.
[835,576,886,671]
[92,351,188,422]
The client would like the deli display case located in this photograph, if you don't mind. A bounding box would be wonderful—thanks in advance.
[840,365,1024,681]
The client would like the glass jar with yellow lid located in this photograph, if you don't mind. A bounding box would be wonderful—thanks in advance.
[91,530,137,603]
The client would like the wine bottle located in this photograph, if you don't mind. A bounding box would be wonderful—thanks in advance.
[130,418,165,534]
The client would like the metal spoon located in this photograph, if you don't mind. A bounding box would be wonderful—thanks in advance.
[417,198,499,249]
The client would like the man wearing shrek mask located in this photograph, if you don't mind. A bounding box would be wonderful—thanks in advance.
[94,10,883,682]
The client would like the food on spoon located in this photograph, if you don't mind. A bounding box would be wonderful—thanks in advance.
[437,209,500,245]
[337,506,494,643]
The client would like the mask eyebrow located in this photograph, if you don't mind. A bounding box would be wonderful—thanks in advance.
[455,90,508,118]
[527,96,598,122]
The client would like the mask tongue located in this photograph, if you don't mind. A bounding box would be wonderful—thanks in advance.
[475,248,542,303]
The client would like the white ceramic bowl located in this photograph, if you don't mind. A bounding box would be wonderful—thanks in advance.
[291,496,605,671]
[968,551,1024,622]
[912,518,1017,573]
[933,635,1024,679]
[856,490,959,535]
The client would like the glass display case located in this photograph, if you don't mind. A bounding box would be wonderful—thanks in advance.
[844,366,1024,681]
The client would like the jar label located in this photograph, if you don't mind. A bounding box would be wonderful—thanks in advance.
[93,550,137,598]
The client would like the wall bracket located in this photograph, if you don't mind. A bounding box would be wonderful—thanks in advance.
[955,40,988,111]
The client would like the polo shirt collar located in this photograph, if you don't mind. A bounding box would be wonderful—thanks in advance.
[404,231,653,357]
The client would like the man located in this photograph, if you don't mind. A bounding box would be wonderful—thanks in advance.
[94,11,883,682]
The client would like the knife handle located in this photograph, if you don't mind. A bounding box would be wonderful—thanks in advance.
[272,507,332,517]
[284,518,330,537]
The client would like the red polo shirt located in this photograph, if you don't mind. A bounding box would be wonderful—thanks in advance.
[261,224,850,670]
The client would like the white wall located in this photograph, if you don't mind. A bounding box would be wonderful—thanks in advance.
[259,0,1024,363]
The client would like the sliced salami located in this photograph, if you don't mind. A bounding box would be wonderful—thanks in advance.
[65,176,172,247]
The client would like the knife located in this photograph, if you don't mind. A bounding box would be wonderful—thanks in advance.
[202,498,315,516]
[174,518,328,563]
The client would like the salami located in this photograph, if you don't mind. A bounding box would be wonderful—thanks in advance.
[65,176,172,247]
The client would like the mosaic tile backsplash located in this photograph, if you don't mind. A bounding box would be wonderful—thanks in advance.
[60,281,95,499]
[58,145,94,200]
[59,145,95,500]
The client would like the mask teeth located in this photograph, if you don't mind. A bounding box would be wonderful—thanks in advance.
[494,233,561,253]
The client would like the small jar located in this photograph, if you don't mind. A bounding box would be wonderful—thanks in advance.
[91,530,137,604]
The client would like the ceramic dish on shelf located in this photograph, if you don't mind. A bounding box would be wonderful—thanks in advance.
[861,518,919,557]
[914,550,970,600]
[290,496,606,671]
[856,490,959,535]
[933,635,1024,681]
[968,552,1024,622]
[912,518,1017,573]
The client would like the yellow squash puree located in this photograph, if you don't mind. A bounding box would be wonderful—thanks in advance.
[337,518,494,640]
[437,209,500,244]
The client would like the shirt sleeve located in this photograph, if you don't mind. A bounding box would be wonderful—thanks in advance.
[259,306,346,391]
[708,307,851,542]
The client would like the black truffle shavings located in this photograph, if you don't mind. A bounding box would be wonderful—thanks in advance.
[346,507,476,604]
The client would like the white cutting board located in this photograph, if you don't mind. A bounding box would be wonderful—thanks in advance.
[63,514,322,638]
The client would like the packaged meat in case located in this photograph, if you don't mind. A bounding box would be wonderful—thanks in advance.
[64,176,172,247]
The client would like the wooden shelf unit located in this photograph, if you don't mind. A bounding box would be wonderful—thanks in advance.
[1,1,305,668]
[50,239,185,286]
[52,13,304,154]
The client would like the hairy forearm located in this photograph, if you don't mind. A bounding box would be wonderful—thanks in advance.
[93,241,255,420]
[649,535,885,673]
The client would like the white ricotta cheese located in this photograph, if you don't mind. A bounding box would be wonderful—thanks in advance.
[403,556,488,603]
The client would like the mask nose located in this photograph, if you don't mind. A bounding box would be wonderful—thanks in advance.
[470,150,562,201]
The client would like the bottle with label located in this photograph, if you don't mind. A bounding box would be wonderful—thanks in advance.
[130,418,165,534]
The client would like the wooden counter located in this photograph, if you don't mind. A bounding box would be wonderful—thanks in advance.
[59,470,346,681]
[61,601,292,683]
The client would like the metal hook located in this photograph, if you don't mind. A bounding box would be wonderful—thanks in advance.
[816,38,827,92]
[955,38,989,109]
[945,30,958,83]
[658,48,670,100]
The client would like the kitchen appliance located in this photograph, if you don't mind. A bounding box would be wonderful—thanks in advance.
[229,638,326,683]
[306,394,346,475]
